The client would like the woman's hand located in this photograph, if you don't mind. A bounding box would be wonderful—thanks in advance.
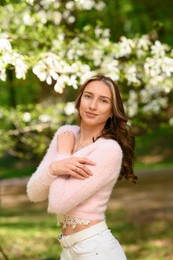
[57,131,75,154]
[49,157,96,180]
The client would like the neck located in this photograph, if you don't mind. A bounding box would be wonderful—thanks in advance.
[73,123,103,153]
[79,122,103,143]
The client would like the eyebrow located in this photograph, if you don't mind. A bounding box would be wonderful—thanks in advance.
[83,91,111,100]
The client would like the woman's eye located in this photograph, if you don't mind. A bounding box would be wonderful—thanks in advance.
[83,94,92,99]
[100,99,108,103]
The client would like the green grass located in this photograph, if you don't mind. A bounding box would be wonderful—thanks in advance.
[1,207,172,260]
[135,125,173,171]
[0,207,61,260]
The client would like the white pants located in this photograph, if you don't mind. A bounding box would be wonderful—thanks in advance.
[60,228,127,260]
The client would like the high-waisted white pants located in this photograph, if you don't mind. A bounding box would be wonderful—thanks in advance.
[60,228,127,260]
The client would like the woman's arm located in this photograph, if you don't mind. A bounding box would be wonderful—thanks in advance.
[26,125,76,202]
[49,131,95,179]
[48,141,123,214]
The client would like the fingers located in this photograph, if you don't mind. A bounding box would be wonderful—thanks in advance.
[70,164,92,180]
[60,156,96,180]
[71,167,87,180]
[71,157,96,179]
[78,157,96,166]
[76,164,93,176]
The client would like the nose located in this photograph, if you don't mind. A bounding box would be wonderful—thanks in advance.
[89,99,97,110]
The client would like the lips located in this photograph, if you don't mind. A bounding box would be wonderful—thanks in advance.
[85,111,97,117]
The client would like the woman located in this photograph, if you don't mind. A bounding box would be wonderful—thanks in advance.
[27,75,137,259]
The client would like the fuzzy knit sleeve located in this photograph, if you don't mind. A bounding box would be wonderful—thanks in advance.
[26,125,79,202]
[48,140,123,214]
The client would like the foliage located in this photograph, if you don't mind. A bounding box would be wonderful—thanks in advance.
[0,1,173,124]
[0,0,173,159]
[0,102,76,159]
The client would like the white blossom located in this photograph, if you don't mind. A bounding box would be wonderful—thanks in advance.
[67,15,75,24]
[79,64,91,74]
[39,114,51,123]
[114,37,135,58]
[1,50,28,79]
[100,57,120,81]
[0,38,12,53]
[161,56,173,77]
[126,90,138,117]
[102,28,110,38]
[140,89,151,103]
[0,66,6,81]
[95,1,106,10]
[54,75,69,93]
[37,10,47,24]
[13,53,28,79]
[92,49,104,66]
[80,71,95,84]
[23,112,31,122]
[143,97,168,114]
[68,75,78,89]
[26,0,34,4]
[23,12,35,26]
[66,1,75,10]
[64,102,75,115]
[40,0,56,7]
[125,65,140,85]
[75,0,95,10]
[94,26,104,38]
[151,41,169,57]
[137,35,151,50]
[32,53,60,84]
[47,10,62,25]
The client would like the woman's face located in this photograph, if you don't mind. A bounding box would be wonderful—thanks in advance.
[79,80,113,128]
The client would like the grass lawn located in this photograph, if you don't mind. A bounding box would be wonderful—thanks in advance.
[1,205,173,260]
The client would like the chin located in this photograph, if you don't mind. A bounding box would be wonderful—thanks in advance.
[81,119,105,128]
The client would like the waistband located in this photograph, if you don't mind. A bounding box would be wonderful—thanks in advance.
[58,221,108,248]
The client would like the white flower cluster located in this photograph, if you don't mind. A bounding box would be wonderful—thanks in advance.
[125,90,138,118]
[74,0,105,11]
[26,0,105,10]
[124,64,141,86]
[0,38,28,81]
[1,28,173,122]
[142,97,168,114]
[114,36,135,58]
[32,52,94,93]
[32,53,60,85]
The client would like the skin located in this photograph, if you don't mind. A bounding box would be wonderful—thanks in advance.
[49,80,113,234]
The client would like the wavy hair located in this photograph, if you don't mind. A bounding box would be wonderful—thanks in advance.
[75,75,137,183]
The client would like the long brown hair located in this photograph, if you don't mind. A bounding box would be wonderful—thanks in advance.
[75,75,137,183]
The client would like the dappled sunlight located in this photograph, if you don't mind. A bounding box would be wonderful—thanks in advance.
[139,154,165,164]
[1,228,61,260]
[1,164,173,259]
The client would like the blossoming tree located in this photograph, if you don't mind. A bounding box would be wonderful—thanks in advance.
[0,0,173,158]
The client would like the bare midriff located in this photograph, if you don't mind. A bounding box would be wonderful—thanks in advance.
[62,220,101,235]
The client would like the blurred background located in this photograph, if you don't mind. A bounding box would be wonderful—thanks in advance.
[0,0,173,259]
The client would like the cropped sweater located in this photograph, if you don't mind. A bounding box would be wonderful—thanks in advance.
[27,125,123,228]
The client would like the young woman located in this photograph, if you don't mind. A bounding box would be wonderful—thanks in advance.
[27,75,137,259]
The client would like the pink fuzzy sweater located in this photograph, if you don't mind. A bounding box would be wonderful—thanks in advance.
[27,125,123,226]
